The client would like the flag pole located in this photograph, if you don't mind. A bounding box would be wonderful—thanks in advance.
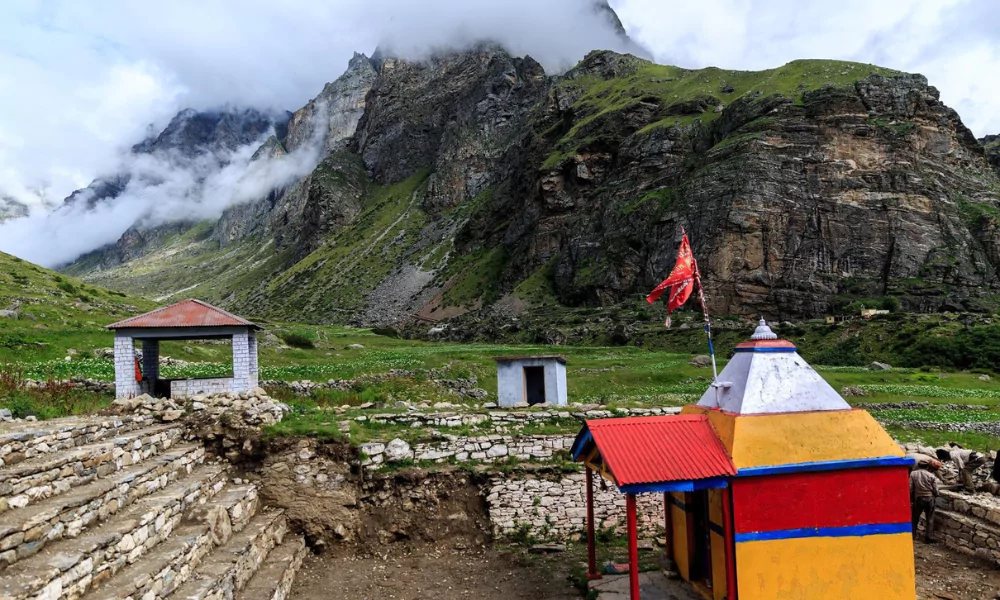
[682,226,719,385]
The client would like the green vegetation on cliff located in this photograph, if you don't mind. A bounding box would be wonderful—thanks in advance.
[545,57,901,165]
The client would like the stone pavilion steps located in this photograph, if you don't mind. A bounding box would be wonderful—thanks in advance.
[81,483,261,600]
[0,442,206,572]
[0,423,186,514]
[236,535,307,600]
[0,457,227,600]
[167,509,287,600]
[0,416,155,468]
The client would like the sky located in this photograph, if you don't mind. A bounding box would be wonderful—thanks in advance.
[0,0,998,261]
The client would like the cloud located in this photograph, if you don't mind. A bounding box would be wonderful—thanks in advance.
[0,107,327,267]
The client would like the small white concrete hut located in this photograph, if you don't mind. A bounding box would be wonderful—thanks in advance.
[493,355,568,407]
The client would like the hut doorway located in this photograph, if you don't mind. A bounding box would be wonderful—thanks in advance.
[523,366,546,405]
[689,490,713,588]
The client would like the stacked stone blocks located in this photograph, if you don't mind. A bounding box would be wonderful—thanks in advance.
[0,412,307,600]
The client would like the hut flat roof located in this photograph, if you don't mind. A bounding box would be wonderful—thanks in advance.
[107,299,258,330]
[492,354,567,364]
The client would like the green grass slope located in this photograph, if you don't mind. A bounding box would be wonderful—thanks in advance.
[0,251,157,361]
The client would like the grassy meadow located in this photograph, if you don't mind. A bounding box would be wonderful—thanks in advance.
[4,248,1000,451]
[4,319,999,452]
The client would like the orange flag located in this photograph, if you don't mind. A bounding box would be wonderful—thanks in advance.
[647,234,696,325]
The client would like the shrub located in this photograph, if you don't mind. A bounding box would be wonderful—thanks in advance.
[279,332,315,349]
[57,280,77,295]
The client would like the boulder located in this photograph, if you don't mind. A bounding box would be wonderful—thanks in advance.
[347,344,365,350]
[160,410,184,422]
[869,362,893,371]
[689,355,712,368]
[980,374,992,382]
[0,310,18,319]
[384,438,412,462]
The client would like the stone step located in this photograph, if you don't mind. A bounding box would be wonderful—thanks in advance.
[0,416,154,468]
[0,442,206,572]
[0,462,229,600]
[82,483,260,600]
[168,509,287,600]
[236,535,307,600]
[0,423,186,514]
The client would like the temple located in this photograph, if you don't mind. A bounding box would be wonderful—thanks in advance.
[571,319,916,600]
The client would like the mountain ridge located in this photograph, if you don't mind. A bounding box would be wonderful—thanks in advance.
[61,49,1000,324]
[19,0,995,325]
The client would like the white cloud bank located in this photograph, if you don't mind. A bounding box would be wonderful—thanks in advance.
[0,107,327,267]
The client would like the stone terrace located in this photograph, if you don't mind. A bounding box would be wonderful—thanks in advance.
[0,411,304,600]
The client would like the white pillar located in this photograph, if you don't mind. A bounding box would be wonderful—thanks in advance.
[247,332,259,390]
[231,329,251,393]
[113,333,140,399]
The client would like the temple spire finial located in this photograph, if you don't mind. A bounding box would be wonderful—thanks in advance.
[751,318,778,341]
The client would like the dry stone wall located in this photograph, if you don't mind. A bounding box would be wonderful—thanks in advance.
[359,434,576,468]
[934,490,1000,565]
[486,473,664,539]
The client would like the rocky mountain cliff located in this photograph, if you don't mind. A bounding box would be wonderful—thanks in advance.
[65,107,290,269]
[985,134,1000,177]
[61,12,1000,324]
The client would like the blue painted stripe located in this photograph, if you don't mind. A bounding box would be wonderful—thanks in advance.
[571,430,593,461]
[737,456,914,477]
[735,522,911,543]
[619,477,729,495]
[668,495,688,511]
[732,347,796,353]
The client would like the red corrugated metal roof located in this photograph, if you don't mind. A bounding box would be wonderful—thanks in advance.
[576,415,735,486]
[107,299,257,329]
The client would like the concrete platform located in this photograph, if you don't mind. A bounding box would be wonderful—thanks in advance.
[588,572,704,600]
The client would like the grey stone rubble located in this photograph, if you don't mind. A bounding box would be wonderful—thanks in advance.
[0,393,305,600]
[110,388,291,428]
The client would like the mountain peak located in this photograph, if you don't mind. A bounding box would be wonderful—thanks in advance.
[131,107,286,157]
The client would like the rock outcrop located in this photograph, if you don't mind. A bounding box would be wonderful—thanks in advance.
[984,134,1000,178]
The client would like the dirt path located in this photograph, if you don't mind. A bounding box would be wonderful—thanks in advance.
[915,540,1000,600]
[290,540,1000,600]
[289,547,580,600]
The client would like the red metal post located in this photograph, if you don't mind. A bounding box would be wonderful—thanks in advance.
[663,492,673,561]
[627,493,640,600]
[722,486,738,600]
[586,467,600,580]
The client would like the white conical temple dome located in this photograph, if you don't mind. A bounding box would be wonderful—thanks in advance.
[696,320,850,414]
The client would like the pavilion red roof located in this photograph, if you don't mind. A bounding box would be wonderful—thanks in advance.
[572,415,735,488]
[107,299,257,329]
